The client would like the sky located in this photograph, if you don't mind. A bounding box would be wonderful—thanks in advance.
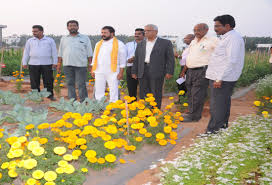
[1,0,272,37]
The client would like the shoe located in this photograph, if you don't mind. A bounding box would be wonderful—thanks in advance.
[183,115,200,122]
[48,97,57,101]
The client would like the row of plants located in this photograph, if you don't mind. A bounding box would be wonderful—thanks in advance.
[159,115,272,185]
[253,74,272,117]
[0,94,184,185]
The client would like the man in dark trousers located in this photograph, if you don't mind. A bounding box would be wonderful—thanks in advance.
[125,28,145,99]
[22,25,58,100]
[131,24,175,109]
[206,15,245,133]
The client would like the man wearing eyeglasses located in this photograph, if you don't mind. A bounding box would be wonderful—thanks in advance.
[131,24,175,109]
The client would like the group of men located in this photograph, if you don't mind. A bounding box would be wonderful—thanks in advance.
[22,14,245,133]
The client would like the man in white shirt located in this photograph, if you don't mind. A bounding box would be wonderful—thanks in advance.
[22,25,58,100]
[125,28,145,98]
[176,34,195,95]
[206,15,245,133]
[57,20,93,102]
[91,26,127,102]
[182,23,218,122]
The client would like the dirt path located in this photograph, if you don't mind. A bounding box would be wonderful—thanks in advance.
[126,90,256,185]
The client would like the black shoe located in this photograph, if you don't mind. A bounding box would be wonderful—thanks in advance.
[48,96,57,101]
[183,115,201,122]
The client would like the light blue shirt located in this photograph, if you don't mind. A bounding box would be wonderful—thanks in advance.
[125,41,137,67]
[206,30,245,81]
[22,36,58,65]
[58,33,93,67]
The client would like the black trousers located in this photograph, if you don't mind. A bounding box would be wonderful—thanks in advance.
[126,66,138,98]
[29,65,54,97]
[206,80,236,133]
[185,67,209,120]
[139,64,164,109]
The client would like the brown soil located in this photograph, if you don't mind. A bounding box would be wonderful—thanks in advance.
[126,91,256,185]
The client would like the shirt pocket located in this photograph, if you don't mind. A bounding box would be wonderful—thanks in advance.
[74,40,86,51]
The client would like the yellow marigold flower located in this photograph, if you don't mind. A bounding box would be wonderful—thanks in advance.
[104,141,116,150]
[253,101,261,106]
[75,138,87,145]
[32,170,44,180]
[63,154,73,161]
[54,146,66,155]
[56,167,64,174]
[105,154,116,163]
[45,182,56,185]
[8,169,18,178]
[146,93,153,97]
[178,90,185,95]
[58,160,68,168]
[32,147,45,156]
[262,111,268,115]
[26,178,37,185]
[11,141,21,149]
[0,172,2,179]
[170,140,176,145]
[145,132,152,138]
[156,133,165,140]
[60,84,64,87]
[25,124,35,130]
[56,74,61,77]
[183,103,188,107]
[135,137,143,142]
[37,123,50,129]
[87,157,97,163]
[170,131,178,140]
[39,138,48,144]
[81,168,88,173]
[44,171,57,182]
[150,121,158,127]
[97,158,105,164]
[80,145,87,150]
[85,150,97,158]
[164,126,172,134]
[139,128,147,135]
[23,159,37,169]
[119,159,126,164]
[72,150,82,157]
[169,96,174,100]
[1,162,9,169]
[63,164,75,174]
[159,139,167,146]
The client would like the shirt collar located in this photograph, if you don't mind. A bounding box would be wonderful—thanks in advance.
[220,30,234,40]
[33,36,47,40]
[147,37,158,43]
[68,33,81,37]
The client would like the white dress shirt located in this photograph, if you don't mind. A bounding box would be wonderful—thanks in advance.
[92,38,127,74]
[180,47,189,66]
[22,36,58,65]
[125,41,137,67]
[269,54,272,63]
[206,30,245,81]
[145,37,158,63]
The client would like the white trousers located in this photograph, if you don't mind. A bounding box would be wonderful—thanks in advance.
[94,73,119,102]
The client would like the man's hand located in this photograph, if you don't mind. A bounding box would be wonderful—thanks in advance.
[127,57,135,63]
[91,72,95,78]
[88,65,92,73]
[52,64,57,69]
[23,65,28,69]
[165,74,173,79]
[117,72,123,80]
[56,63,62,73]
[179,71,185,78]
[213,81,222,88]
[132,74,137,79]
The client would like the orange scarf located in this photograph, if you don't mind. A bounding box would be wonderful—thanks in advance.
[92,37,118,72]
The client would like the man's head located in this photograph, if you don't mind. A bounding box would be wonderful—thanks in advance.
[214,15,235,35]
[183,34,195,45]
[134,28,145,42]
[144,24,158,40]
[67,20,79,35]
[193,23,209,40]
[32,25,44,39]
[101,26,115,41]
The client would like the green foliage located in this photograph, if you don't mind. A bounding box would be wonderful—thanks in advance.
[0,90,25,105]
[164,60,181,93]
[24,89,51,103]
[255,74,272,98]
[49,97,108,115]
[236,52,272,87]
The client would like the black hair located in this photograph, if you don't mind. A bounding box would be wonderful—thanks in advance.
[102,26,115,34]
[32,25,43,31]
[67,20,79,27]
[214,15,236,28]
[135,28,145,36]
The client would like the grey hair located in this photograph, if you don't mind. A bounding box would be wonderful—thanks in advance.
[196,23,209,30]
[145,24,158,31]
